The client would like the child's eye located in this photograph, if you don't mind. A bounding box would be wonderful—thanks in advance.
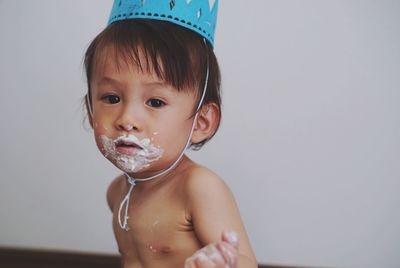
[101,94,120,104]
[146,98,166,108]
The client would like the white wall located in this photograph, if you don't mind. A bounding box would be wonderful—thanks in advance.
[0,1,399,267]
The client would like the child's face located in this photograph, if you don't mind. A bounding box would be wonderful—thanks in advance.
[90,48,197,177]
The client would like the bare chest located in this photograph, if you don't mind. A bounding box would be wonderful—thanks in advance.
[112,188,200,266]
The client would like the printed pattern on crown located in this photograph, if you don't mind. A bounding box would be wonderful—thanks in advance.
[108,0,219,46]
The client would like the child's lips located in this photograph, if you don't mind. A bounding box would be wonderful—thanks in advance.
[116,145,141,155]
[115,141,143,156]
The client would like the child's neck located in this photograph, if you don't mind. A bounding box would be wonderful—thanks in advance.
[125,154,192,190]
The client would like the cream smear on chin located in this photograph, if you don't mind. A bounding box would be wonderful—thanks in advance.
[100,134,163,173]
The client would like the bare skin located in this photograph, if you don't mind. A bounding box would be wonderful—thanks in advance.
[91,46,257,267]
[107,156,257,268]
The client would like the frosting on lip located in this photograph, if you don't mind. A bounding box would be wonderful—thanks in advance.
[116,141,141,148]
[115,135,144,149]
[100,134,164,173]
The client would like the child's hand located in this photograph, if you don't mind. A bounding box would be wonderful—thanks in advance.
[184,231,239,268]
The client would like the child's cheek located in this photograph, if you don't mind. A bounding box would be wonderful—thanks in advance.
[94,133,107,157]
[92,121,108,155]
[150,131,159,142]
[93,120,109,132]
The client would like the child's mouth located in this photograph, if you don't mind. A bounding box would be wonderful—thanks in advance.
[101,134,164,173]
[115,139,144,156]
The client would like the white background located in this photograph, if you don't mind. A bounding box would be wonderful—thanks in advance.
[0,1,399,267]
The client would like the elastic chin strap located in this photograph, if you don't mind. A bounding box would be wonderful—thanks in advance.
[86,91,93,118]
[118,41,210,231]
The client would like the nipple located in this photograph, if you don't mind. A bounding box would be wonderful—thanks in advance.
[148,244,158,253]
[147,244,172,254]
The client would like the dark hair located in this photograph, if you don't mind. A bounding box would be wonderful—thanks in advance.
[84,19,221,150]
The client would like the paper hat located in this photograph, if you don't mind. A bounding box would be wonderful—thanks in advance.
[108,0,219,46]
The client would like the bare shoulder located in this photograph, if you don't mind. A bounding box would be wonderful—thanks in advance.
[106,174,126,211]
[183,165,235,211]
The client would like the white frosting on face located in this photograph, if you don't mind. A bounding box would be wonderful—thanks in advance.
[100,134,163,173]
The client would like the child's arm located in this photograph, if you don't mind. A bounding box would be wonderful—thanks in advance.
[184,168,257,267]
[185,231,239,267]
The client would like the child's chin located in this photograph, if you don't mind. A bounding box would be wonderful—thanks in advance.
[108,155,172,178]
[113,162,148,174]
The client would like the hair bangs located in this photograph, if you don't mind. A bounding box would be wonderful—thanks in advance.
[87,19,205,93]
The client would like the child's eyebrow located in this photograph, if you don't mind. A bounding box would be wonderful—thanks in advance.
[142,81,169,89]
[96,76,123,87]
[96,76,172,91]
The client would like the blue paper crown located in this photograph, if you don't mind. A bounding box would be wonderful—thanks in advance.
[108,0,218,47]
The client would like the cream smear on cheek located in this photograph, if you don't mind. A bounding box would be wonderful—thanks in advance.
[100,134,163,173]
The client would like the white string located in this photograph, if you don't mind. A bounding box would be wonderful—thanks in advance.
[118,179,135,230]
[118,42,210,230]
[86,93,93,118]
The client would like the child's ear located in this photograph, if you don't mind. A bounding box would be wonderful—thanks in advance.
[191,103,220,144]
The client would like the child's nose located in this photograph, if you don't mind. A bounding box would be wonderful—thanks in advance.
[118,122,138,132]
[115,105,143,133]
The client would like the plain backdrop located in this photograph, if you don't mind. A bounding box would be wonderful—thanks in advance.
[0,1,399,267]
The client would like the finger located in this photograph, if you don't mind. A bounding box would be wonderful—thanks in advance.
[221,231,239,249]
[194,251,217,268]
[203,244,226,267]
[184,257,197,268]
[215,242,238,267]
[186,250,217,268]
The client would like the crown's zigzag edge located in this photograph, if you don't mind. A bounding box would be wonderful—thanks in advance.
[109,0,218,46]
